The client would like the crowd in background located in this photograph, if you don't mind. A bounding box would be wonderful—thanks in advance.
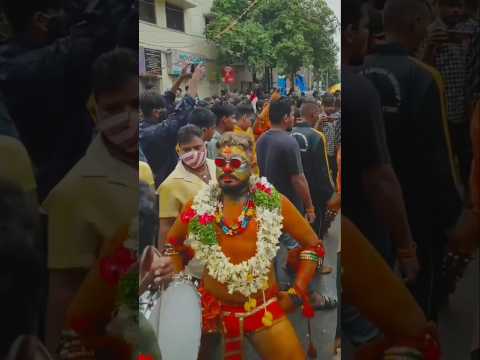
[0,0,138,358]
[343,0,479,358]
[138,64,343,358]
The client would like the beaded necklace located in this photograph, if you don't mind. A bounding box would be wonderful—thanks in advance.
[216,196,256,236]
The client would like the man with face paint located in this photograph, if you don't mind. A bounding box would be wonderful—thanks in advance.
[162,132,325,360]
[42,48,138,353]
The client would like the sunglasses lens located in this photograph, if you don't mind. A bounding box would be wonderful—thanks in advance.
[215,158,226,168]
[230,158,242,169]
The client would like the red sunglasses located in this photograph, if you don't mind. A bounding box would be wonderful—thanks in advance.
[215,157,243,169]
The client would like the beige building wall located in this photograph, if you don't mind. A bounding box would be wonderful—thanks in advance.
[140,0,222,98]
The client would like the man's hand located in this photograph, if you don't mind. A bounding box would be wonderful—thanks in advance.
[187,65,206,98]
[327,192,341,213]
[149,256,175,288]
[139,246,176,292]
[278,291,296,313]
[305,210,316,224]
[448,209,479,254]
[398,255,420,284]
[180,63,192,79]
[58,331,95,360]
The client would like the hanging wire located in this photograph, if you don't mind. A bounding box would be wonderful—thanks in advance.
[214,0,263,40]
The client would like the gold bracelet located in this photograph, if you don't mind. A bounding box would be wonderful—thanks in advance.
[162,244,179,256]
[306,206,316,214]
[299,254,319,262]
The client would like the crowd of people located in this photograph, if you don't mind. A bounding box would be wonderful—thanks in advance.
[138,61,343,358]
[0,0,479,358]
[343,0,479,358]
[0,0,139,359]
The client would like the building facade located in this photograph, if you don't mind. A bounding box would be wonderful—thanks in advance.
[139,0,254,97]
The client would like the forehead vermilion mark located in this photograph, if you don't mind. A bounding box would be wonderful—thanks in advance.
[221,145,248,159]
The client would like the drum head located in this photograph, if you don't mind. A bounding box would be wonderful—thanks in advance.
[158,281,202,360]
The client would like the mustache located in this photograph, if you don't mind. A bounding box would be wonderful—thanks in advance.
[219,174,239,181]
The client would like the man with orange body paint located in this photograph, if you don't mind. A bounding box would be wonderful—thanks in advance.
[166,132,325,360]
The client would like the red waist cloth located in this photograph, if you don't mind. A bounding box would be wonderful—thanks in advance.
[199,285,284,336]
[222,300,285,336]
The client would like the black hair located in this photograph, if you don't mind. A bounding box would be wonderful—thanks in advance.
[92,48,138,97]
[1,0,62,33]
[341,0,364,31]
[269,97,292,125]
[322,93,336,106]
[140,91,165,118]
[300,98,320,117]
[236,103,255,119]
[187,107,216,129]
[211,102,236,126]
[177,124,203,145]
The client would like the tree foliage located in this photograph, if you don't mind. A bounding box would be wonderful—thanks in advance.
[206,0,338,82]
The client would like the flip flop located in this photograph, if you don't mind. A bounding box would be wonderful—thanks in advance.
[318,265,333,275]
[310,294,338,310]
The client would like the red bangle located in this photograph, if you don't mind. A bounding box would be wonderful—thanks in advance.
[304,244,325,258]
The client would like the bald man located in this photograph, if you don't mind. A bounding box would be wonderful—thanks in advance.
[362,0,468,319]
[291,99,335,234]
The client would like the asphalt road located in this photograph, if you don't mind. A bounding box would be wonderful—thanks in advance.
[438,253,479,360]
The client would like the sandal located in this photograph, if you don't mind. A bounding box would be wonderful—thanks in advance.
[310,293,338,310]
[318,265,333,275]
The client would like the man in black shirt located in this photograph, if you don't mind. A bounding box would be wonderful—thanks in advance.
[0,0,133,201]
[256,97,315,218]
[256,97,316,291]
[140,65,212,187]
[292,99,335,233]
[362,0,467,319]
[140,91,167,130]
[342,0,420,346]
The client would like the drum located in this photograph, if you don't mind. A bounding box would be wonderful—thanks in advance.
[148,275,202,360]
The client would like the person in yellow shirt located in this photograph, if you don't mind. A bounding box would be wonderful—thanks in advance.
[158,124,216,277]
[233,103,259,175]
[139,148,155,189]
[42,48,139,353]
[0,134,37,204]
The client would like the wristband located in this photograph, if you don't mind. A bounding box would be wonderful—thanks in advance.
[306,207,316,214]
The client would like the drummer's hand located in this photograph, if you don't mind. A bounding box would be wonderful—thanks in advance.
[58,331,96,360]
[151,256,175,288]
[278,291,296,313]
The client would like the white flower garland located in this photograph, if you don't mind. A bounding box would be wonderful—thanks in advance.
[189,176,283,297]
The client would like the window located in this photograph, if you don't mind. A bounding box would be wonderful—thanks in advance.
[205,14,214,31]
[166,3,185,32]
[139,0,156,24]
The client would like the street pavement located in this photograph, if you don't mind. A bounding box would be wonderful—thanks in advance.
[438,253,478,359]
